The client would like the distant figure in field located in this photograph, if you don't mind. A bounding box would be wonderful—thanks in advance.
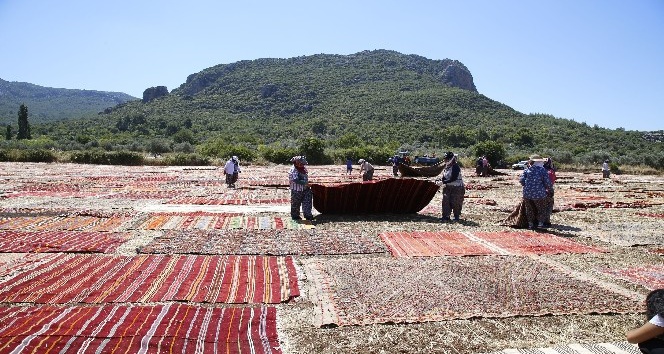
[346,157,353,175]
[223,156,241,188]
[602,159,611,178]
[626,288,664,353]
[391,155,400,177]
[358,159,374,181]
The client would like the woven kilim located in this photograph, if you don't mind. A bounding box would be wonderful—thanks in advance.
[601,265,664,290]
[0,214,127,232]
[140,229,385,255]
[136,214,314,230]
[0,304,279,353]
[483,342,640,354]
[0,230,130,253]
[166,197,290,205]
[305,257,642,326]
[0,254,299,304]
[472,231,607,255]
[310,178,439,214]
[379,231,605,257]
[379,232,497,257]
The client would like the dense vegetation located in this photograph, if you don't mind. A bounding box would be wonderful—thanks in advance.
[1,50,662,170]
[0,78,136,125]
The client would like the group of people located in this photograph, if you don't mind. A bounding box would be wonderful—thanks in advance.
[475,155,490,176]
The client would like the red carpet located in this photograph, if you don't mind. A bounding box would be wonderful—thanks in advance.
[0,304,280,353]
[0,230,130,253]
[379,231,606,257]
[379,232,496,257]
[601,265,664,290]
[310,178,439,214]
[0,254,299,304]
[472,231,607,255]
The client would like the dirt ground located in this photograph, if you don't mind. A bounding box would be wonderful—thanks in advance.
[0,162,662,353]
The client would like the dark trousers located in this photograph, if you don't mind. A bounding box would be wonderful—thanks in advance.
[442,185,465,219]
[639,338,664,354]
[291,188,313,219]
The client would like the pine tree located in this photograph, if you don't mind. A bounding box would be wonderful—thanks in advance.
[5,125,11,140]
[17,104,31,140]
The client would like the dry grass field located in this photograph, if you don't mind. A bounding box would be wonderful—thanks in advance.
[0,162,662,353]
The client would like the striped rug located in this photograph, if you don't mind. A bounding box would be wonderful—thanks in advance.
[136,213,314,230]
[380,231,606,257]
[310,178,439,214]
[0,214,128,232]
[0,254,299,304]
[0,230,130,253]
[483,342,640,353]
[0,304,280,353]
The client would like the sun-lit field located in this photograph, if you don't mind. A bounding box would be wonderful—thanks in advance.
[0,162,662,353]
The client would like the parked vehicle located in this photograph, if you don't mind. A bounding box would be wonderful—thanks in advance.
[511,160,529,170]
[413,156,441,166]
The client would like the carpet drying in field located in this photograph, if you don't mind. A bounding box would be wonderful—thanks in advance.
[0,230,130,253]
[305,257,642,327]
[0,213,129,232]
[310,178,439,214]
[483,342,640,354]
[379,231,605,257]
[135,213,314,230]
[139,229,385,255]
[0,254,299,304]
[379,232,497,257]
[601,265,664,290]
[0,304,280,354]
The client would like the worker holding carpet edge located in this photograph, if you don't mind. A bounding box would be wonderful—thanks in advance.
[627,288,664,353]
[434,152,465,222]
[288,155,314,221]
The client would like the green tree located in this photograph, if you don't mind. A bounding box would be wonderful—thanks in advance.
[17,104,31,140]
[474,141,506,167]
[298,137,329,164]
[5,125,11,140]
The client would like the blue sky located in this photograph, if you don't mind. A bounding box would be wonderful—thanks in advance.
[1,0,662,131]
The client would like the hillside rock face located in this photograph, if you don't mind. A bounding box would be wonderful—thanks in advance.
[174,50,477,97]
[142,86,169,103]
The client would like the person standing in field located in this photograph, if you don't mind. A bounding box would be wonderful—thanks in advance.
[223,156,241,188]
[519,155,553,229]
[435,152,465,222]
[289,156,314,221]
[542,157,557,227]
[346,157,353,175]
[358,159,374,181]
[602,159,611,178]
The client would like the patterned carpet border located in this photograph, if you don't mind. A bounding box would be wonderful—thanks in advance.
[0,254,299,304]
[0,231,130,253]
[482,342,640,354]
[0,304,279,354]
[305,256,642,327]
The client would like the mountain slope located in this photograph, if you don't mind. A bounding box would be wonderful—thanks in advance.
[0,78,137,124]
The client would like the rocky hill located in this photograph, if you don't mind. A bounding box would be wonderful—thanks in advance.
[0,78,137,124]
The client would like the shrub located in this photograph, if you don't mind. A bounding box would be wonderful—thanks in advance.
[163,153,210,166]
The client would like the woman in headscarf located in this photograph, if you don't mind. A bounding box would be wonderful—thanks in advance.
[436,152,465,222]
[519,155,553,229]
[288,156,314,220]
[358,159,374,181]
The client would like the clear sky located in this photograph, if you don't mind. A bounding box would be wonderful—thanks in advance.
[1,0,662,131]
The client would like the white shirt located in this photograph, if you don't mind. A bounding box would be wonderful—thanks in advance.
[224,160,240,174]
[650,314,664,328]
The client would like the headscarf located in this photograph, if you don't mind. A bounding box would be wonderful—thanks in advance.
[291,155,308,174]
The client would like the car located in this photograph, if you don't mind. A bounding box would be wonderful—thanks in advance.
[511,160,529,170]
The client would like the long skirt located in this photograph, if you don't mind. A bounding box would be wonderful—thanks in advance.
[225,173,238,186]
[442,184,465,219]
[524,197,548,226]
[544,194,554,224]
